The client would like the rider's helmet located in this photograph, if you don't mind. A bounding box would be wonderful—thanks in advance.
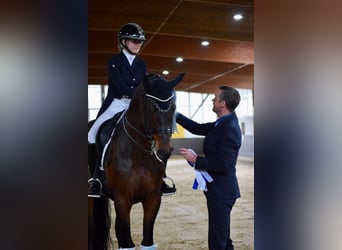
[118,23,146,43]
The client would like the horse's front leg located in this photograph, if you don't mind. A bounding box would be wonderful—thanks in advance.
[141,193,161,248]
[114,199,135,249]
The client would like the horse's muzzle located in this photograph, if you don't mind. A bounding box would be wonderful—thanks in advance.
[157,147,173,164]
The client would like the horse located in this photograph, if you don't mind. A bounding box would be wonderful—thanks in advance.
[88,72,185,250]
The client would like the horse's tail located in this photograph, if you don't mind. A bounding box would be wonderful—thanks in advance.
[88,197,112,250]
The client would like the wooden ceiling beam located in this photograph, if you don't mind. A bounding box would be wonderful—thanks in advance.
[88,0,254,92]
[89,31,254,64]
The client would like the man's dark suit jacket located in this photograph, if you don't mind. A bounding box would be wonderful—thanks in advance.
[176,112,241,200]
[97,51,147,117]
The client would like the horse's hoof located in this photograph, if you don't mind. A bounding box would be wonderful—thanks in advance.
[140,243,157,250]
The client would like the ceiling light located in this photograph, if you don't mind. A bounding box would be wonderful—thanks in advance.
[201,41,210,46]
[162,70,169,75]
[176,57,183,62]
[233,14,243,21]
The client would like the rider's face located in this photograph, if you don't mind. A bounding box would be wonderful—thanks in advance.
[125,39,143,54]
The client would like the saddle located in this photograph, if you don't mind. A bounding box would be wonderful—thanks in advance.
[95,110,125,153]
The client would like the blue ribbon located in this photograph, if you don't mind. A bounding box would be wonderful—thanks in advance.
[187,160,213,191]
[192,170,213,191]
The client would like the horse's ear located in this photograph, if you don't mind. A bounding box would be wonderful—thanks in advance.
[169,73,186,88]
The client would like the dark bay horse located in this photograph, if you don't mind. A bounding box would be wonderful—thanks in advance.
[88,73,185,250]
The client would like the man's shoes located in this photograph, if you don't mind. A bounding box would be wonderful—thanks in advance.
[88,178,102,198]
[161,179,176,196]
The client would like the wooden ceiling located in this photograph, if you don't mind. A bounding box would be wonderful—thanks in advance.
[89,0,254,94]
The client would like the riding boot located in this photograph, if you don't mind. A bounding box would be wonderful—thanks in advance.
[161,175,176,196]
[88,161,104,198]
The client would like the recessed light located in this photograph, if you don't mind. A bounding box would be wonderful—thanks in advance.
[233,14,243,21]
[176,57,183,62]
[201,41,210,46]
[162,70,169,75]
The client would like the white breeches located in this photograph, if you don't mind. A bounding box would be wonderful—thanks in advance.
[88,98,130,143]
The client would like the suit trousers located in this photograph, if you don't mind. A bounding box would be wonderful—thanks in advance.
[206,196,236,250]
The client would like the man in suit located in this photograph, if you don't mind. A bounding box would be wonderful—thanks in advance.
[177,86,242,250]
[88,23,176,198]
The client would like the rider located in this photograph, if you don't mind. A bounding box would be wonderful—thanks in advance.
[88,23,176,198]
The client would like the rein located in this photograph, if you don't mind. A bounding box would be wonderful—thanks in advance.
[123,115,160,159]
[122,92,174,163]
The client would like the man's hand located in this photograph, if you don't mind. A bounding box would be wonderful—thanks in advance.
[179,148,197,166]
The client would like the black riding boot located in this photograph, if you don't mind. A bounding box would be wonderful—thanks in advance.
[88,139,106,198]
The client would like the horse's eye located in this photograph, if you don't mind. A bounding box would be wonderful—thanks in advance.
[147,102,157,112]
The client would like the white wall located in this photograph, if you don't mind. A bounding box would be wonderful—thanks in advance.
[88,86,254,136]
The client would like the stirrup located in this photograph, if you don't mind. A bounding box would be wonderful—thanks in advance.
[88,178,103,198]
[163,176,175,185]
[162,176,176,196]
[88,177,103,186]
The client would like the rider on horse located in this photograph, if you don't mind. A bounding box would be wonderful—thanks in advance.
[88,23,176,198]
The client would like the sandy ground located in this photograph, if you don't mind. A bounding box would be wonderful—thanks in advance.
[109,156,254,250]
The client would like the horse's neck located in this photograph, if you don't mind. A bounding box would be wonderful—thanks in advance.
[127,90,144,117]
[125,105,146,134]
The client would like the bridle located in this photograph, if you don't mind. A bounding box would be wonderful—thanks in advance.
[122,91,175,163]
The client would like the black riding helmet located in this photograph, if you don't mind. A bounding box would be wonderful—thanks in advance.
[118,23,146,54]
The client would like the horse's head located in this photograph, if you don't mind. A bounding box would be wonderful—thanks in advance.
[142,73,185,162]
[143,72,185,109]
[143,71,185,117]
